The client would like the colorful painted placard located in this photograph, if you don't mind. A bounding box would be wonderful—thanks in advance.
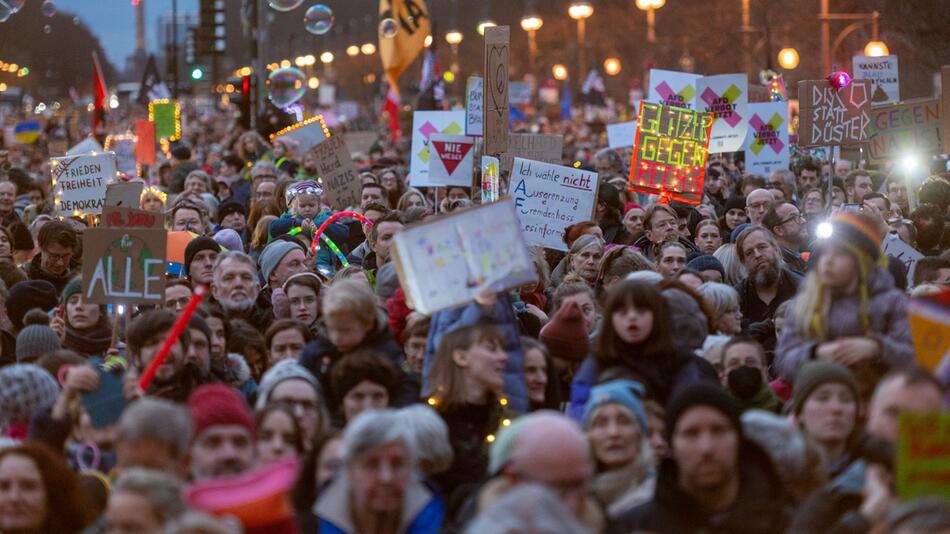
[868,98,941,162]
[427,134,475,187]
[897,412,950,501]
[481,156,500,203]
[81,227,167,305]
[697,74,748,153]
[744,102,790,176]
[797,80,872,147]
[647,69,701,110]
[409,110,466,185]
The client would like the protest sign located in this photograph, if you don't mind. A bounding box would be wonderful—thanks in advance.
[81,227,167,305]
[51,152,116,216]
[869,98,941,162]
[942,66,950,154]
[853,55,900,104]
[745,102,790,176]
[884,232,924,285]
[270,115,330,153]
[647,69,701,110]
[499,133,564,174]
[897,412,950,501]
[697,74,748,153]
[409,110,466,185]
[391,199,537,315]
[148,99,180,140]
[102,207,165,230]
[104,181,144,209]
[628,101,713,204]
[797,80,872,147]
[466,77,484,137]
[134,120,156,165]
[481,156,500,203]
[907,291,950,372]
[508,157,598,251]
[509,82,532,105]
[607,121,638,149]
[342,131,378,155]
[312,135,361,211]
[104,134,138,176]
[427,134,475,187]
[483,25,510,155]
[67,137,103,156]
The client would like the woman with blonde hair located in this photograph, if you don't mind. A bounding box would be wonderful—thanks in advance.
[397,188,428,211]
[713,243,747,286]
[235,131,270,164]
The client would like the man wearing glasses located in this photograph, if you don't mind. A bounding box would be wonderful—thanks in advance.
[763,203,808,275]
[26,220,78,293]
[744,189,773,226]
[250,161,278,205]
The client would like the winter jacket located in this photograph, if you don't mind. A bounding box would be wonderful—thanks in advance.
[773,268,914,382]
[216,290,275,334]
[735,268,801,330]
[315,473,443,534]
[345,240,372,268]
[423,292,528,413]
[25,254,76,294]
[432,400,507,507]
[616,441,793,534]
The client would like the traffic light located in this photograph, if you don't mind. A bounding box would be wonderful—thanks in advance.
[191,67,204,80]
[198,0,226,56]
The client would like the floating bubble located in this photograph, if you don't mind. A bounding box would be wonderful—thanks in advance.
[267,67,306,108]
[4,0,24,12]
[267,0,303,12]
[43,24,51,33]
[379,18,398,39]
[0,9,11,23]
[40,0,56,17]
[304,4,333,35]
[72,16,79,25]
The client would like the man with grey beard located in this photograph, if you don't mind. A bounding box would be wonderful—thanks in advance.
[733,226,800,332]
[210,251,274,332]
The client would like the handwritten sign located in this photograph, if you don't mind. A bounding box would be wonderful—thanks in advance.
[897,412,950,501]
[698,74,748,153]
[465,77,483,137]
[853,55,899,104]
[102,207,165,230]
[483,25,510,155]
[391,199,537,314]
[427,134,475,187]
[607,121,638,149]
[884,232,924,284]
[797,80,872,147]
[105,181,144,209]
[508,157,598,251]
[869,98,941,162]
[648,69,701,109]
[409,110,466,185]
[51,152,116,216]
[499,133,563,174]
[629,101,713,204]
[481,155,500,203]
[270,115,330,153]
[744,102,790,176]
[313,135,361,211]
[81,228,167,305]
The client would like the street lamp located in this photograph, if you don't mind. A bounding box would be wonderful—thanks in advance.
[864,40,889,57]
[361,43,376,55]
[445,31,463,45]
[446,31,463,75]
[820,5,887,74]
[346,45,360,57]
[568,2,593,82]
[320,52,334,64]
[520,16,543,75]
[552,64,568,81]
[424,35,433,48]
[603,57,621,76]
[635,0,665,44]
[477,20,496,36]
[777,47,800,69]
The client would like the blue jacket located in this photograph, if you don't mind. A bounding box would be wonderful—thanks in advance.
[315,475,443,534]
[423,292,528,413]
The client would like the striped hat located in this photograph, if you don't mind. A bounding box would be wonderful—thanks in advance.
[827,212,884,264]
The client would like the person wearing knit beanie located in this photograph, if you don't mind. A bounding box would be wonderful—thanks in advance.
[259,240,305,288]
[665,382,742,442]
[582,379,648,432]
[184,236,221,284]
[61,276,82,304]
[539,300,591,362]
[15,310,61,363]
[213,228,244,252]
[0,364,59,433]
[791,361,859,416]
[216,201,247,228]
[255,359,321,410]
[187,384,256,482]
[7,279,58,332]
[791,361,861,476]
[686,255,726,283]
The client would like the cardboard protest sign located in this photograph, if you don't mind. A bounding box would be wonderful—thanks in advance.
[483,25,510,155]
[427,134,475,187]
[102,207,165,230]
[312,135,361,211]
[607,121,638,149]
[466,77,484,137]
[884,232,924,285]
[897,412,950,501]
[342,131,378,155]
[271,115,330,153]
[67,137,103,156]
[869,98,941,162]
[105,181,144,209]
[744,102,790,176]
[509,82,532,105]
[508,157,598,251]
[797,80,872,147]
[853,55,900,104]
[104,134,138,176]
[134,120,156,165]
[628,101,713,204]
[391,199,537,314]
[481,156,500,203]
[697,74,748,153]
[648,69,701,110]
[82,227,167,305]
[409,110,465,185]
[499,133,564,174]
[148,99,180,140]
[907,291,950,372]
[51,152,116,216]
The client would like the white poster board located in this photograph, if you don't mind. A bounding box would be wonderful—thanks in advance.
[409,110,466,186]
[606,121,638,149]
[67,137,104,156]
[105,135,138,176]
[391,199,538,314]
[51,152,117,216]
[465,77,484,137]
[648,69,701,110]
[271,116,329,153]
[883,232,924,285]
[508,157,599,251]
[426,134,475,187]
[744,102,790,176]
[697,74,749,153]
[853,55,900,104]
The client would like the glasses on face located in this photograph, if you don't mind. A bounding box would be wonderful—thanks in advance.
[777,213,805,226]
[652,219,677,231]
[748,202,770,211]
[44,249,72,263]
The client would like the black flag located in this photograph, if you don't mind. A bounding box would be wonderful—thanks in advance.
[138,55,171,105]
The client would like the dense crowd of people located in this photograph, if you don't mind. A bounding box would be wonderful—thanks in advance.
[0,94,947,534]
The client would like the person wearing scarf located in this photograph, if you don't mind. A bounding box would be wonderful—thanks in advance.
[60,278,113,358]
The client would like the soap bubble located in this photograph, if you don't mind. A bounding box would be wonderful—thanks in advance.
[0,9,11,23]
[379,18,398,39]
[5,0,24,12]
[72,16,79,25]
[43,24,51,33]
[41,0,56,17]
[267,67,306,108]
[304,4,333,35]
[267,0,303,12]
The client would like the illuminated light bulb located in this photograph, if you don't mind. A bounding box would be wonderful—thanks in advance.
[816,222,833,239]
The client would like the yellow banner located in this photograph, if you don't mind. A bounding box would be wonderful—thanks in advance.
[378,0,430,91]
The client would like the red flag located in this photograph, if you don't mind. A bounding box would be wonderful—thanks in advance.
[384,84,401,143]
[92,52,108,137]
[134,119,156,165]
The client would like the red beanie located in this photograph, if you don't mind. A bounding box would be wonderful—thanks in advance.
[539,300,591,362]
[188,384,255,439]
